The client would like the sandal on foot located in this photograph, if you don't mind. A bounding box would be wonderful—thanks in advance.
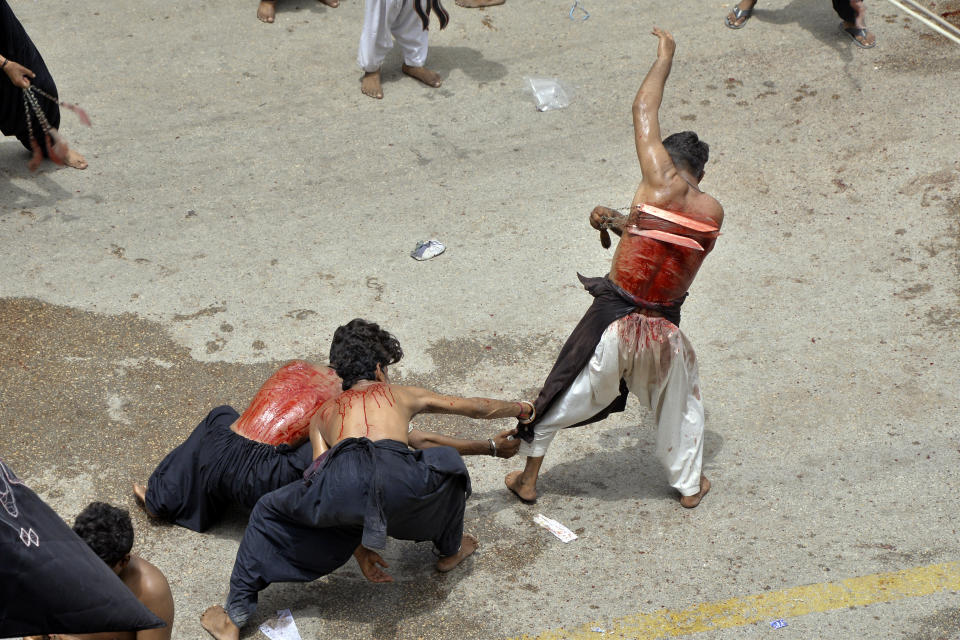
[842,25,876,48]
[725,5,753,29]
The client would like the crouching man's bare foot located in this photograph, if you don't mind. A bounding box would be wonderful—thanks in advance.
[679,475,711,509]
[132,482,159,518]
[201,605,240,640]
[319,0,339,5]
[65,147,87,170]
[504,470,537,504]
[436,533,479,572]
[455,0,505,6]
[361,70,383,99]
[257,0,276,23]
[402,64,442,88]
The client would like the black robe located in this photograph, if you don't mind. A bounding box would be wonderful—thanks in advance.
[0,459,165,637]
[225,437,470,626]
[0,0,59,153]
[145,405,314,532]
[518,274,685,442]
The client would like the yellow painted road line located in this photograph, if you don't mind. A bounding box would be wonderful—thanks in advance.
[513,561,960,639]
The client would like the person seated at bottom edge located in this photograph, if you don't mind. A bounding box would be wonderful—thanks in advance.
[26,502,175,640]
[199,318,533,639]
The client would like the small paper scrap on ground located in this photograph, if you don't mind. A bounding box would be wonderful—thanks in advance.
[259,609,302,640]
[411,239,445,261]
[533,513,578,542]
[770,618,788,629]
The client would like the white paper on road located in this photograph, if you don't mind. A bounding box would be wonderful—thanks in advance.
[259,609,302,640]
[534,514,578,543]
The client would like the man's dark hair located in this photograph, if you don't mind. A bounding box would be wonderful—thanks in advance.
[663,131,709,180]
[329,318,403,390]
[73,501,134,567]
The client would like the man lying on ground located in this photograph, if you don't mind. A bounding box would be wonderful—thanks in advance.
[133,360,521,532]
[200,318,533,639]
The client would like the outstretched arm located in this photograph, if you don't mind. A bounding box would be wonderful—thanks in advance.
[400,386,533,421]
[633,27,680,191]
[409,427,521,458]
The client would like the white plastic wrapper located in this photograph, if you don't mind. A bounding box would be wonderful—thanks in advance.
[410,239,446,261]
[524,77,572,112]
[259,609,302,640]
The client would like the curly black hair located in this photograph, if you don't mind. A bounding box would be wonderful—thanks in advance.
[72,501,134,567]
[329,318,403,390]
[663,131,709,180]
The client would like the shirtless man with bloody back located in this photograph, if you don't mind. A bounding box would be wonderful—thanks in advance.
[200,319,533,639]
[505,27,723,508]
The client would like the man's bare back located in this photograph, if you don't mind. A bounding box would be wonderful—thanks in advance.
[309,372,530,460]
[592,28,724,308]
[61,556,174,640]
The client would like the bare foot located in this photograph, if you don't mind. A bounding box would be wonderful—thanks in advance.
[455,0,505,6]
[361,70,383,99]
[257,0,276,23]
[132,482,159,518]
[200,605,240,640]
[65,147,87,170]
[402,64,442,88]
[679,475,711,509]
[504,470,537,504]
[319,0,339,6]
[436,533,479,572]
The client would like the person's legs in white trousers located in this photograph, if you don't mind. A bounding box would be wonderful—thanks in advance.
[509,314,707,503]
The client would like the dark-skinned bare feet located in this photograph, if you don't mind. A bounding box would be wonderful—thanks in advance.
[65,148,87,170]
[402,64,442,88]
[132,482,159,518]
[319,0,339,6]
[257,0,276,23]
[455,0,505,6]
[504,470,537,504]
[200,605,240,640]
[679,475,711,509]
[361,70,383,99]
[436,533,479,572]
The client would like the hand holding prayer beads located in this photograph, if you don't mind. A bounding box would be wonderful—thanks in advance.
[1,57,35,88]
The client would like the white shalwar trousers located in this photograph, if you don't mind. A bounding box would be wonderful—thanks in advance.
[358,0,429,72]
[519,313,705,496]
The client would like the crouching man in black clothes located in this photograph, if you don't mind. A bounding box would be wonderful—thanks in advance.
[200,319,533,639]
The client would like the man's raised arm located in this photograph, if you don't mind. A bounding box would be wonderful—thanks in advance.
[633,27,680,191]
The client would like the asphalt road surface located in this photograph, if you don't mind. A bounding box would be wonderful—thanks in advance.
[2,0,959,638]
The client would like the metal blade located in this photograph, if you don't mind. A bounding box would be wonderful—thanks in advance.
[638,203,719,232]
[627,227,705,251]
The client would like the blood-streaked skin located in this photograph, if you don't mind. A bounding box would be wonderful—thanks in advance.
[610,207,719,303]
[233,361,343,446]
[317,383,398,441]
